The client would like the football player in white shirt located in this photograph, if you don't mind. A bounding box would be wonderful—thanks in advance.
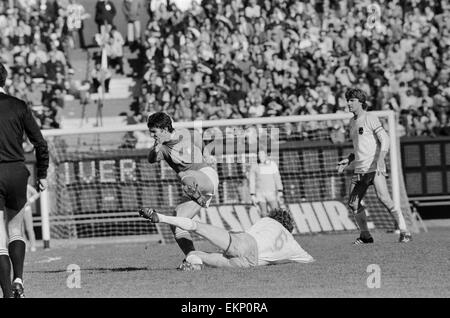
[336,88,412,244]
[248,149,284,216]
[139,207,314,270]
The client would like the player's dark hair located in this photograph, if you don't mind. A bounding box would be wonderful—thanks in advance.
[0,62,8,87]
[345,88,367,109]
[269,208,294,233]
[147,112,174,132]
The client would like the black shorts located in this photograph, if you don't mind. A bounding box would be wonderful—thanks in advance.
[348,172,376,207]
[0,162,30,212]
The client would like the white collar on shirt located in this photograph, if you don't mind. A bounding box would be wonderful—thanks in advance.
[0,87,5,94]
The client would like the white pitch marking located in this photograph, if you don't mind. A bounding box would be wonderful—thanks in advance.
[36,256,62,264]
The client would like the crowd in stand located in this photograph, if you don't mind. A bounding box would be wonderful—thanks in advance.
[0,0,121,129]
[1,0,450,138]
[129,0,450,137]
[0,0,71,128]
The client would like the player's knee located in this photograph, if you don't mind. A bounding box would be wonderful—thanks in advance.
[174,227,191,240]
[181,172,214,195]
[175,206,191,218]
[355,206,366,214]
[8,221,25,242]
[8,224,23,238]
[180,173,198,189]
[186,252,203,265]
[0,235,7,251]
[348,201,359,214]
[8,234,25,245]
[378,195,393,207]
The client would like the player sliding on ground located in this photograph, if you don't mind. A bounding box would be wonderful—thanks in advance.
[337,88,412,244]
[146,112,219,269]
[139,207,314,270]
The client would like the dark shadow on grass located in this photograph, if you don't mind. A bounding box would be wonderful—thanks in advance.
[28,266,179,274]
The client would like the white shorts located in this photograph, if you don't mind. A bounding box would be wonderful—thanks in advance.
[255,191,277,203]
[224,232,259,268]
[199,166,219,196]
[179,166,219,207]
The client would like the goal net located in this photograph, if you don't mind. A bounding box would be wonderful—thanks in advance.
[40,111,418,245]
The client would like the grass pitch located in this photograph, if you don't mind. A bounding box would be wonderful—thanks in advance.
[23,228,449,298]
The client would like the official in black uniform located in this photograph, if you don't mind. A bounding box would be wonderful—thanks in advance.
[0,62,49,298]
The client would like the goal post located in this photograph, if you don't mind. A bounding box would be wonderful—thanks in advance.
[387,110,401,216]
[38,110,418,247]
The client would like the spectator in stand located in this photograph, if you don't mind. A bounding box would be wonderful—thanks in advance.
[105,26,125,75]
[44,0,60,24]
[0,0,84,129]
[91,61,112,93]
[45,51,64,82]
[76,0,450,137]
[122,0,142,47]
[65,0,91,50]
[65,68,90,117]
[95,0,117,34]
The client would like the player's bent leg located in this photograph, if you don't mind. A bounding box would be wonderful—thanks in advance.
[179,169,217,208]
[140,211,258,268]
[352,206,374,245]
[175,200,202,219]
[187,251,236,268]
[193,222,233,252]
[7,208,26,298]
[172,201,202,256]
[145,212,232,252]
[373,174,410,241]
[348,175,373,243]
[0,210,12,298]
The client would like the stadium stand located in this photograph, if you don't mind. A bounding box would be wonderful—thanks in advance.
[1,0,450,137]
[131,0,450,138]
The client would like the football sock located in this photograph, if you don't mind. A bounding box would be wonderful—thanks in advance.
[176,238,196,256]
[355,207,371,238]
[8,240,26,281]
[171,225,196,256]
[0,254,12,298]
[387,207,408,233]
[159,214,197,231]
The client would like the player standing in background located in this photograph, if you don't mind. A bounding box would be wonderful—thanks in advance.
[248,149,284,216]
[0,63,49,298]
[144,112,219,269]
[139,207,314,269]
[336,88,412,244]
